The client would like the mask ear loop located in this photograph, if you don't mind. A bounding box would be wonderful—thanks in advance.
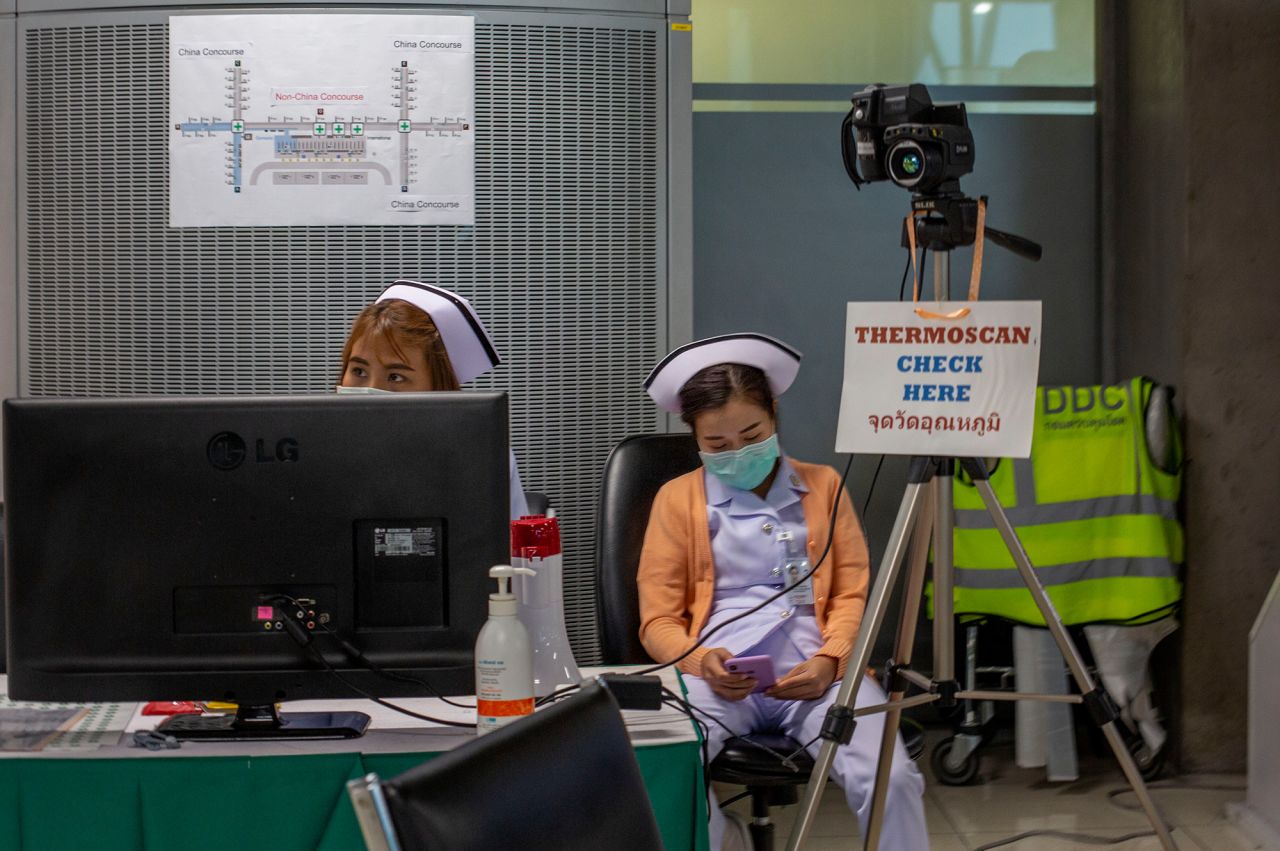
[905,197,987,320]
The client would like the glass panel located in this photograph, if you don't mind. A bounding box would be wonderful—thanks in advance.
[692,0,1094,86]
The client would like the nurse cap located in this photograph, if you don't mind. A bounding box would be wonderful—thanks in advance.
[644,333,803,413]
[376,280,501,384]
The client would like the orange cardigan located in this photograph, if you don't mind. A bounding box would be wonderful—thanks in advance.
[636,460,870,680]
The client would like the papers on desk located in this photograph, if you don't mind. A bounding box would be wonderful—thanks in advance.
[0,701,87,752]
[0,677,138,752]
[45,701,137,751]
[0,707,88,751]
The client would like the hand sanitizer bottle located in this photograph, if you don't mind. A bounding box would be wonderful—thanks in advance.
[475,565,535,735]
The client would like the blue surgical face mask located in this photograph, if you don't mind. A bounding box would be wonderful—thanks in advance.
[699,434,780,491]
[335,385,395,395]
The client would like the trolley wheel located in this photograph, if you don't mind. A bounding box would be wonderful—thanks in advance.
[930,736,981,786]
[1127,736,1166,782]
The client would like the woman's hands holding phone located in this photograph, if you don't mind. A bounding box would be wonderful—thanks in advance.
[700,647,756,701]
[766,654,836,701]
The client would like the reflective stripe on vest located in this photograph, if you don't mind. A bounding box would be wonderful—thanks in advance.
[937,376,1183,626]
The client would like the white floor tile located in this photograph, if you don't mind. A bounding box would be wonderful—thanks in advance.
[929,776,1152,834]
[961,826,1198,850]
[925,789,961,835]
[1124,783,1245,828]
[926,837,969,851]
[1184,819,1265,850]
[796,838,863,851]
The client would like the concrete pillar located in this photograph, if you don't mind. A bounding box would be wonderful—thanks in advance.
[1103,0,1280,772]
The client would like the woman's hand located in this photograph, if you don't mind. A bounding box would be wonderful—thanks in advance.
[700,647,756,701]
[766,655,837,701]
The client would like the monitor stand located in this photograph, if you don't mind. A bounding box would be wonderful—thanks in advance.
[158,702,372,741]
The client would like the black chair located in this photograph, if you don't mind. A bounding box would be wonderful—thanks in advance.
[0,504,6,672]
[348,679,663,851]
[595,433,815,851]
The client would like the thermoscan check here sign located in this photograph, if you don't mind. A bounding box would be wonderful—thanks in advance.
[835,300,1042,458]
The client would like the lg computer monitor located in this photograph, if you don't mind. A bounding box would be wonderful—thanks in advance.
[3,393,510,739]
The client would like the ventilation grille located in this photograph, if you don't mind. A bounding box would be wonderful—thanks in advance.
[22,19,665,662]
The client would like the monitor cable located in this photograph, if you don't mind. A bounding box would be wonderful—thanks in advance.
[268,593,475,708]
[967,772,1244,849]
[268,595,476,729]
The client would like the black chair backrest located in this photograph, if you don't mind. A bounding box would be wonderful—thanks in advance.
[381,681,663,851]
[595,433,701,665]
[0,505,6,672]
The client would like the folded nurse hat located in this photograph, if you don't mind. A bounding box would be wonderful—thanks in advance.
[643,333,803,413]
[376,281,501,384]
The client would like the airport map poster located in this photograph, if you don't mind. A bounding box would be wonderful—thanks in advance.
[169,14,475,227]
[835,301,1043,458]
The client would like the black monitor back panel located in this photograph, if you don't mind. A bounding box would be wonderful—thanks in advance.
[3,393,510,703]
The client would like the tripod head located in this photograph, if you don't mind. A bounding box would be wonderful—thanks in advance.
[903,190,1043,262]
[839,82,1042,264]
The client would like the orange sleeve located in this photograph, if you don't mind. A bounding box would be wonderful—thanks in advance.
[636,482,710,677]
[815,473,870,680]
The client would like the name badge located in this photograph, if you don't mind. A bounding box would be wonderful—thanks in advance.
[777,531,815,607]
[785,559,816,606]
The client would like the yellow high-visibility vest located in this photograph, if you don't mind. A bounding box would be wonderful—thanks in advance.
[934,376,1183,626]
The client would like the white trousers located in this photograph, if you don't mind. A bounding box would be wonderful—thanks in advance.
[684,670,927,851]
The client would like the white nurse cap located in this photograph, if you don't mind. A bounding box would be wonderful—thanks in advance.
[375,280,501,384]
[643,333,803,413]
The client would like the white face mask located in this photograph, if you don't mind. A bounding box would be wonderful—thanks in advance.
[334,385,395,395]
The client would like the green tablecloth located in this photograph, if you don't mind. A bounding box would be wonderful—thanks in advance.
[0,742,709,850]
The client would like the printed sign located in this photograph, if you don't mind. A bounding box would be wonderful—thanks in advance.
[835,301,1042,457]
[169,14,475,227]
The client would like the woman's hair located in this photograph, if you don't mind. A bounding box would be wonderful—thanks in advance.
[338,298,461,390]
[677,362,775,428]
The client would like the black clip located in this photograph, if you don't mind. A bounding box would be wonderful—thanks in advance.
[132,730,181,751]
[1083,687,1122,728]
[819,705,857,746]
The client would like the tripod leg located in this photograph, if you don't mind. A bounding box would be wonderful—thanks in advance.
[968,476,1179,851]
[931,472,956,685]
[864,486,934,850]
[785,478,929,851]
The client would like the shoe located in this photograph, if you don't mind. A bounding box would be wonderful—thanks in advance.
[722,809,753,851]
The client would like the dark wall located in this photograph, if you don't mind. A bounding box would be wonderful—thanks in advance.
[1106,0,1280,772]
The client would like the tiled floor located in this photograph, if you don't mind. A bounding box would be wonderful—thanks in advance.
[718,741,1257,850]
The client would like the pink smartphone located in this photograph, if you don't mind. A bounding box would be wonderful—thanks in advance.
[724,654,776,693]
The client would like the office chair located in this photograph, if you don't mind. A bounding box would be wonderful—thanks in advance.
[595,433,815,851]
[348,679,663,851]
[0,504,6,672]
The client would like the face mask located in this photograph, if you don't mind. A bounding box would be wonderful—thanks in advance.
[335,385,395,395]
[699,434,780,491]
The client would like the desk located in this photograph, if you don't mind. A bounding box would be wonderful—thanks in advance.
[0,668,709,851]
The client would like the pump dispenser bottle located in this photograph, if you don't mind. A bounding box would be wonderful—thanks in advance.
[475,565,535,735]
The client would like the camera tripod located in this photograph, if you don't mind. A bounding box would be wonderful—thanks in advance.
[785,220,1178,850]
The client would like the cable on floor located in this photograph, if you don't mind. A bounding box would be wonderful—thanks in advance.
[970,775,1247,849]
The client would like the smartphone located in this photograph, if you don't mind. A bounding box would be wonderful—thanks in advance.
[724,654,776,693]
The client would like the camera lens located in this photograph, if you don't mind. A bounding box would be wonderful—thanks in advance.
[887,140,928,188]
